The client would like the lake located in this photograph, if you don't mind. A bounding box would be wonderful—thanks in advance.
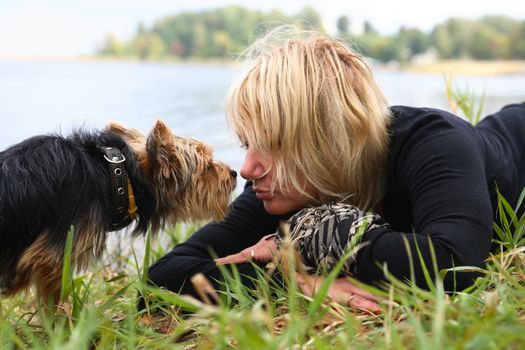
[1,59,524,193]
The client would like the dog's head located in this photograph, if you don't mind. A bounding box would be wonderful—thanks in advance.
[107,120,237,224]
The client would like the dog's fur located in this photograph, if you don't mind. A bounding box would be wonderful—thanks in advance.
[0,120,236,302]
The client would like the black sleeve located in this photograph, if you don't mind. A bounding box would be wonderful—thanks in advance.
[355,115,493,291]
[145,182,290,299]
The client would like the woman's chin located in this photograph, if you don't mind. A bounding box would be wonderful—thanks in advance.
[262,198,301,216]
[258,186,312,215]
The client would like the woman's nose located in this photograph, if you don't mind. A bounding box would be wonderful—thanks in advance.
[240,149,270,181]
[239,151,257,180]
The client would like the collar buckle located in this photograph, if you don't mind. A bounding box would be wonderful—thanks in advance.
[103,147,126,164]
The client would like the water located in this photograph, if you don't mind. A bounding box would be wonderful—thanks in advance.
[1,60,524,194]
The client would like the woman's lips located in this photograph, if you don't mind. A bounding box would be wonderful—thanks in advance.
[254,190,273,200]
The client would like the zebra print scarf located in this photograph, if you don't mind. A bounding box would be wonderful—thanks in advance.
[276,203,388,276]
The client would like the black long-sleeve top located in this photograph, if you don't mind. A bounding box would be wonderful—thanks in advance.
[147,103,525,295]
[356,104,525,290]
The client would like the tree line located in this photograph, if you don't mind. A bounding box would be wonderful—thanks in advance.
[98,6,525,63]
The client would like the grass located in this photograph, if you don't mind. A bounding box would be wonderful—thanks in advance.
[3,224,525,349]
[2,85,525,349]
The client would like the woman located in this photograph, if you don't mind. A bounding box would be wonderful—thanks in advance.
[143,29,525,312]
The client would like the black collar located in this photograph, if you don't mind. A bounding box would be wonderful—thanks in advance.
[100,146,136,231]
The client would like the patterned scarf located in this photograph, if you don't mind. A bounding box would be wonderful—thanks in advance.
[276,203,388,276]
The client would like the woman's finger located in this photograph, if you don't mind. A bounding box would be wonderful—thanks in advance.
[215,255,242,265]
[215,234,276,266]
[215,251,250,265]
[347,294,381,314]
[341,281,379,302]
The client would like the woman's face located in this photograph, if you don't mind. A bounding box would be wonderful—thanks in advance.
[240,147,312,215]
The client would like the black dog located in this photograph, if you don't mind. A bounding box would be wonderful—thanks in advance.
[0,120,236,303]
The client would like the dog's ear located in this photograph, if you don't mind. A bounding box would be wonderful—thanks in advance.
[146,119,178,178]
[106,122,146,153]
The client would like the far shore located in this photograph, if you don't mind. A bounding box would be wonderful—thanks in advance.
[2,55,525,75]
[400,60,525,76]
[0,54,235,66]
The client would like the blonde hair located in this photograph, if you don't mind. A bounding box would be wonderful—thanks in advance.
[226,28,391,210]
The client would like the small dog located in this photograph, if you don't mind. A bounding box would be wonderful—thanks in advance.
[0,119,237,302]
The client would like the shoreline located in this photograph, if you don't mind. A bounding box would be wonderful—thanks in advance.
[0,54,236,67]
[401,60,525,76]
[2,55,525,75]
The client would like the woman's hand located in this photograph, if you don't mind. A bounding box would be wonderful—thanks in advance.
[215,234,277,265]
[214,233,381,313]
[297,274,381,313]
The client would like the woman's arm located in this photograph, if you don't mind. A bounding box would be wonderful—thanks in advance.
[216,229,383,313]
[145,183,290,301]
[356,112,493,291]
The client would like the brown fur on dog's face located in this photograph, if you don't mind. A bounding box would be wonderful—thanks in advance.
[107,120,236,230]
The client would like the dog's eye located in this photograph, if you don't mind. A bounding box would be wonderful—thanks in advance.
[240,142,249,150]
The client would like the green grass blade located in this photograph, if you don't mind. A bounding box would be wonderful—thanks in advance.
[141,229,152,285]
[60,227,75,302]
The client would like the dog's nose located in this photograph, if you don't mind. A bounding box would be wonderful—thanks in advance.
[230,169,237,178]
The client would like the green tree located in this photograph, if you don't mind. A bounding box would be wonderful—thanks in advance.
[294,6,323,31]
[213,31,233,57]
[336,15,350,36]
[363,21,377,35]
[98,7,522,62]
[397,27,429,59]
[353,33,401,63]
[99,34,126,56]
[146,33,167,59]
[430,24,453,59]
[510,20,525,58]
[136,6,323,60]
[429,16,520,60]
[480,15,516,35]
[130,32,167,60]
[430,18,473,58]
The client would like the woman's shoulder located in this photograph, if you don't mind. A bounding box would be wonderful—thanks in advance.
[389,105,471,129]
[387,105,483,176]
[388,105,477,147]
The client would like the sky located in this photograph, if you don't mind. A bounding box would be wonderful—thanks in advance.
[1,0,524,57]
